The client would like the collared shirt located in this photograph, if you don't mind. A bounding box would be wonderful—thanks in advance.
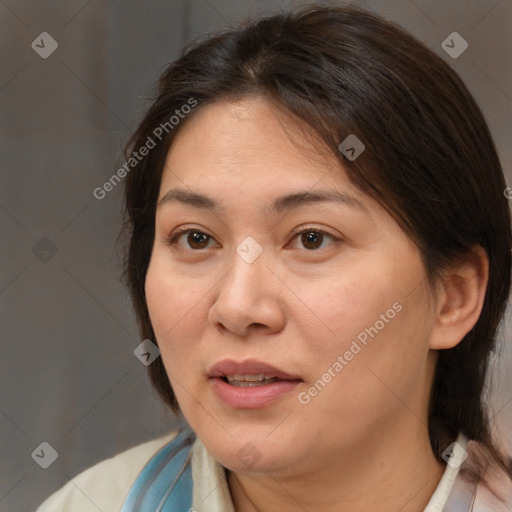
[36,431,512,511]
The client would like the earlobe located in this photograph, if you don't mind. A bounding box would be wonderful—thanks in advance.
[429,245,489,350]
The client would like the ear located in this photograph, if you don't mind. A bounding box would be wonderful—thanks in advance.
[429,245,489,350]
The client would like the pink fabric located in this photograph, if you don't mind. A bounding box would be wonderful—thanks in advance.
[445,440,512,511]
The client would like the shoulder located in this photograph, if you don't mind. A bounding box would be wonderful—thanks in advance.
[460,439,512,511]
[36,430,180,512]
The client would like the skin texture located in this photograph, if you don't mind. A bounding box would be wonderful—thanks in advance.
[145,97,489,511]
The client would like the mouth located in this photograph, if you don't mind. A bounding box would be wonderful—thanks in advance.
[209,358,302,383]
[208,359,302,408]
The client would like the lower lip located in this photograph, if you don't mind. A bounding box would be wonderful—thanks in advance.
[210,377,301,409]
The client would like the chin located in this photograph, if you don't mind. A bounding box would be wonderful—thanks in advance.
[195,423,301,474]
[211,444,289,474]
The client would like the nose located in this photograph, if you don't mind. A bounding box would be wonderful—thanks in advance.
[207,244,286,338]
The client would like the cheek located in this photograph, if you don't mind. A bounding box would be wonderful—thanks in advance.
[144,262,206,399]
[301,257,431,391]
[145,261,174,335]
[301,262,401,350]
[145,258,206,352]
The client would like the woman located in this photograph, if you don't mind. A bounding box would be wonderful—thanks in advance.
[37,4,512,511]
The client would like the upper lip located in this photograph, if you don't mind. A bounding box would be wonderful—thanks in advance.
[209,359,302,381]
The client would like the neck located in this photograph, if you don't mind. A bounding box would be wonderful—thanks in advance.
[227,423,446,512]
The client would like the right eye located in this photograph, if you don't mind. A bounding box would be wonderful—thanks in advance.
[166,228,218,251]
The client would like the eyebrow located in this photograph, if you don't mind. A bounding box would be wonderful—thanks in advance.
[157,188,368,215]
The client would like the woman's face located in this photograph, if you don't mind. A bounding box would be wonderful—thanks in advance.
[145,97,439,475]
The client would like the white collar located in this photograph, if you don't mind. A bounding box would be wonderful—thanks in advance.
[424,433,468,511]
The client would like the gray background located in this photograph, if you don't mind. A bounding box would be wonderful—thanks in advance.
[1,1,511,511]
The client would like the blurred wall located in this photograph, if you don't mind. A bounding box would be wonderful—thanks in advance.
[1,1,511,510]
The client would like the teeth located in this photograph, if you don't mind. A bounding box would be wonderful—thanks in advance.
[227,374,269,382]
[228,378,279,387]
[224,374,280,386]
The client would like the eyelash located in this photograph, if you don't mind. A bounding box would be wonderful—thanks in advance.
[165,225,340,251]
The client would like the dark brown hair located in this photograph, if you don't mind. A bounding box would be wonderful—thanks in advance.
[121,4,512,479]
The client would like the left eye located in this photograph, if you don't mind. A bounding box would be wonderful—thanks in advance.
[290,229,336,250]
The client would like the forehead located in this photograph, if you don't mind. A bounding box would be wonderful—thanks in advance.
[159,97,359,198]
